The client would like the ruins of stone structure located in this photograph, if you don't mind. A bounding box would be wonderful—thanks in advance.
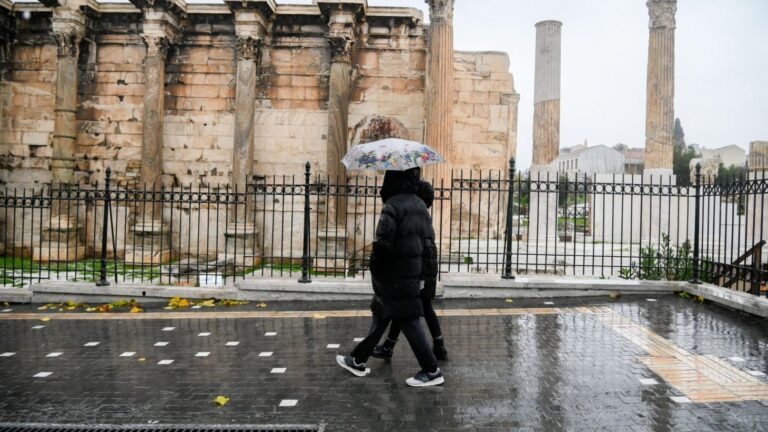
[0,0,519,267]
[0,0,518,190]
[527,20,561,242]
[531,20,561,169]
[644,0,677,174]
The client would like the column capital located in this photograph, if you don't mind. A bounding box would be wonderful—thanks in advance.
[142,34,171,58]
[235,35,262,61]
[328,33,353,63]
[227,0,273,51]
[647,0,677,29]
[319,1,365,64]
[426,0,454,22]
[50,10,88,58]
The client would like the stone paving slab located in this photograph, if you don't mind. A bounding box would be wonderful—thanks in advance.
[0,296,767,431]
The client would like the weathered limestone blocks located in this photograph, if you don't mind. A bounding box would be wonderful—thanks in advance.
[452,51,518,173]
[644,0,677,172]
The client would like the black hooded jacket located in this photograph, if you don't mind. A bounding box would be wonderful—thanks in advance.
[370,170,436,318]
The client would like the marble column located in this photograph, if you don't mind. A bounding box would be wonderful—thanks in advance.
[326,33,353,191]
[0,0,12,80]
[528,21,561,246]
[33,5,89,262]
[50,14,86,185]
[318,1,366,273]
[138,35,169,190]
[232,36,260,202]
[127,0,182,266]
[644,0,677,173]
[424,0,454,183]
[532,20,561,167]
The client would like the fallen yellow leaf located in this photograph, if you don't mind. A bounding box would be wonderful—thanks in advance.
[257,302,267,308]
[37,306,48,311]
[178,299,190,308]
[505,299,514,303]
[130,306,144,313]
[85,307,97,312]
[40,317,51,322]
[138,357,146,362]
[199,299,216,307]
[609,292,622,299]
[212,395,230,406]
[313,313,326,319]
[696,295,705,303]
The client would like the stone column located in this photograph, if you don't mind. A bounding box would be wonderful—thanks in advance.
[644,0,677,174]
[318,1,366,273]
[33,2,90,262]
[127,0,183,265]
[50,8,87,186]
[424,0,455,183]
[0,0,12,80]
[532,20,561,167]
[225,0,274,269]
[528,21,561,246]
[138,35,169,190]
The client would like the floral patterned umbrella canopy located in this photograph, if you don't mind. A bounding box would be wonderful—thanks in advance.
[341,138,446,172]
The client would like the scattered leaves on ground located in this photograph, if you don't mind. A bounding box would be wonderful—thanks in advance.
[130,306,144,313]
[166,296,250,310]
[212,395,230,406]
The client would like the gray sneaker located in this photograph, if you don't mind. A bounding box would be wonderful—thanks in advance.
[405,368,444,387]
[336,355,370,377]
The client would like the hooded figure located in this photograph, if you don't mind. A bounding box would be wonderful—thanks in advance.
[370,169,436,319]
[337,167,444,387]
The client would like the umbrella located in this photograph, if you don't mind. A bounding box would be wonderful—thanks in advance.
[341,138,446,172]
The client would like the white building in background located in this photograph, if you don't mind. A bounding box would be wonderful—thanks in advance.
[554,142,625,177]
[692,144,746,168]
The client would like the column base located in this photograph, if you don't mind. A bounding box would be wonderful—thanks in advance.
[224,222,263,270]
[126,218,172,265]
[124,248,172,266]
[316,224,348,274]
[32,242,87,263]
[34,215,87,262]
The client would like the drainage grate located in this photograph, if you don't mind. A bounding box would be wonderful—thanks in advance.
[0,425,322,432]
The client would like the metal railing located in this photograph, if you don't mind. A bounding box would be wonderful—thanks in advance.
[1,160,766,296]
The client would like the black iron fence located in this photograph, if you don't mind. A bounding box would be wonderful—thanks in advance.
[1,161,766,297]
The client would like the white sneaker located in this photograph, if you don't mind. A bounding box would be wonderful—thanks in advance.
[405,368,444,387]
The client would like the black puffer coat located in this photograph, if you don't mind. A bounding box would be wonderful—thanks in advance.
[370,170,435,318]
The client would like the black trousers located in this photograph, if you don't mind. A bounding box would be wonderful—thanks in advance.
[387,283,442,342]
[351,312,438,373]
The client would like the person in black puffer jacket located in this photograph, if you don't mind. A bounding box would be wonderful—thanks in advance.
[371,178,447,361]
[336,168,444,387]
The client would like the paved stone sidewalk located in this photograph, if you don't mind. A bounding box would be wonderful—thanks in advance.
[0,296,767,431]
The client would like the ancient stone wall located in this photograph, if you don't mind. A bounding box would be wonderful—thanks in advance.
[1,5,517,190]
[452,51,518,173]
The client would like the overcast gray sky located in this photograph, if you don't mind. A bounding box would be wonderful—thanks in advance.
[290,0,767,169]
